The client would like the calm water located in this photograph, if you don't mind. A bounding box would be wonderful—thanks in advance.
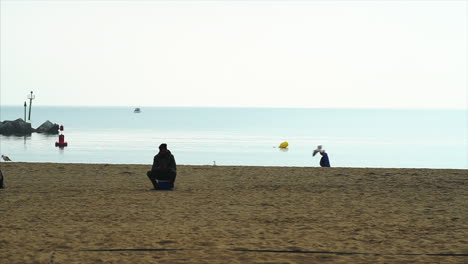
[0,106,467,169]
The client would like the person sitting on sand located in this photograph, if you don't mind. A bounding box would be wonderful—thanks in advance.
[147,143,177,189]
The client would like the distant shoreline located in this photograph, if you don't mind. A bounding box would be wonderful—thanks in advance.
[1,161,467,171]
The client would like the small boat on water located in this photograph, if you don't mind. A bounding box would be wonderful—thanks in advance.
[134,108,141,113]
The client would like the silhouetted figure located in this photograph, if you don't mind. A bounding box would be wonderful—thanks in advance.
[147,143,177,189]
[0,169,5,189]
[313,145,331,167]
[319,150,331,167]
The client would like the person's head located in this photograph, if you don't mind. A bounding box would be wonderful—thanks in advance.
[159,143,168,153]
[320,150,326,156]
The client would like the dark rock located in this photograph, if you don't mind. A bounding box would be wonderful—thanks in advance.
[0,118,33,135]
[36,120,59,134]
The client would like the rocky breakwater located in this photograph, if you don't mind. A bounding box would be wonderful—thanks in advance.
[0,119,59,136]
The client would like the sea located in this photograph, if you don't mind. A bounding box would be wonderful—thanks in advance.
[0,106,467,169]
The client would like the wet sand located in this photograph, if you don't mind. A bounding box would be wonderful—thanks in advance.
[0,162,466,263]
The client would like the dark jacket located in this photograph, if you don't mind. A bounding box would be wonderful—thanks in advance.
[151,150,177,174]
[320,153,331,167]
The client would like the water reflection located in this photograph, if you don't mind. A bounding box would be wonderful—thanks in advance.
[58,146,65,154]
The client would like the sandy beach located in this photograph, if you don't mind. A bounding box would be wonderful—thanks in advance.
[0,162,466,263]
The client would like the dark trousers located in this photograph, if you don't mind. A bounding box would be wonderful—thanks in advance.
[147,170,176,189]
[0,170,4,189]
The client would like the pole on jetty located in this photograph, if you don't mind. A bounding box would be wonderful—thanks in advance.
[27,91,35,121]
[24,101,27,120]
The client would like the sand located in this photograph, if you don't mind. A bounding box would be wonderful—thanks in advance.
[0,162,466,264]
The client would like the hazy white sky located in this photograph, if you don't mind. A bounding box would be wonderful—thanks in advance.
[1,0,467,108]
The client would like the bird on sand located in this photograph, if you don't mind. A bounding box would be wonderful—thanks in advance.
[1,155,12,161]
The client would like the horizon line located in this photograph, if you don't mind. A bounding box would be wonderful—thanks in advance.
[0,104,467,111]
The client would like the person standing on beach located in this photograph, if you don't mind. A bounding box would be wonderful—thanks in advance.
[319,150,331,167]
[313,145,331,167]
[147,143,177,189]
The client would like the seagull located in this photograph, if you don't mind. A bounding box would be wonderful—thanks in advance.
[312,145,322,157]
[1,155,12,161]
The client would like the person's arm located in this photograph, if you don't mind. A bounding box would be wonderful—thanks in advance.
[170,155,177,171]
[151,156,159,171]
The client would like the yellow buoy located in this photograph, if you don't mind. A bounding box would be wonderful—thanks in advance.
[279,141,289,148]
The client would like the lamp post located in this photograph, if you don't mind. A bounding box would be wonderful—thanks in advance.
[27,91,35,121]
[24,101,27,120]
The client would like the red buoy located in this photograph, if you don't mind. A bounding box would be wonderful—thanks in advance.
[55,125,68,147]
[55,134,68,147]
